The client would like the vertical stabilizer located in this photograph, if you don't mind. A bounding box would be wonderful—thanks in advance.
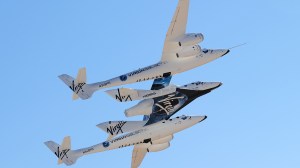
[58,68,96,100]
[44,136,80,166]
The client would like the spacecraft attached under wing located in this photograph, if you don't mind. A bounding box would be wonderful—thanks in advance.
[105,82,221,103]
[106,81,221,118]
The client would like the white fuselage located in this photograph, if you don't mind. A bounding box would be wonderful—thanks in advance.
[74,115,205,158]
[86,49,229,91]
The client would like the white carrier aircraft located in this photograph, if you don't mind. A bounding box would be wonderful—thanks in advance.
[45,115,206,168]
[59,0,230,100]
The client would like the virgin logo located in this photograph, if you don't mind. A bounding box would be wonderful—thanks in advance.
[69,80,85,94]
[155,94,184,115]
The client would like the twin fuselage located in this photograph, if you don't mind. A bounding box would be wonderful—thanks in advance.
[73,115,206,158]
[61,48,228,160]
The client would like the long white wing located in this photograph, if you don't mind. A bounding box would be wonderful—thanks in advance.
[131,144,147,168]
[161,0,189,61]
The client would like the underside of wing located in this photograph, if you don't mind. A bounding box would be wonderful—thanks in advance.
[131,144,147,168]
[165,0,189,41]
[161,0,190,61]
[131,135,173,168]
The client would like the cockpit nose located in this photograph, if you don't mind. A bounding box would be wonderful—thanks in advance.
[202,49,230,60]
[197,116,207,122]
[221,49,230,57]
[191,116,207,123]
[216,82,222,88]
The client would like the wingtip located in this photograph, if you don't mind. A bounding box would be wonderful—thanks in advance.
[58,74,67,79]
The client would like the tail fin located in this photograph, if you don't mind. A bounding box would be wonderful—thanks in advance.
[44,136,80,166]
[58,68,96,100]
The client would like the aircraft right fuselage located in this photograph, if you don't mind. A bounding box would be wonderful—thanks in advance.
[45,115,206,165]
[59,46,229,100]
[77,115,204,155]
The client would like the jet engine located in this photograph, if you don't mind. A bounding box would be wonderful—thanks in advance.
[151,135,173,144]
[176,45,201,58]
[125,99,154,117]
[147,142,170,152]
[178,33,204,46]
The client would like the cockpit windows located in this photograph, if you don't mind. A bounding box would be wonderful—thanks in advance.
[181,116,187,120]
[103,141,110,148]
[119,75,127,81]
[202,48,208,53]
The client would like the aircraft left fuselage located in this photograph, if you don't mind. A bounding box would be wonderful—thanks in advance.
[91,48,228,89]
[59,0,231,100]
[60,48,229,100]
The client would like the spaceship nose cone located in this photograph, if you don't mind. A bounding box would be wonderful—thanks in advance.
[215,82,222,88]
[205,82,222,90]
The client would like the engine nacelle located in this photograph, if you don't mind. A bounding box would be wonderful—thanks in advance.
[125,99,154,117]
[147,142,170,152]
[176,45,201,58]
[151,135,173,144]
[178,33,204,46]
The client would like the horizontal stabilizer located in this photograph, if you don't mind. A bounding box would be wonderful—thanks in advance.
[105,85,177,102]
[97,120,147,140]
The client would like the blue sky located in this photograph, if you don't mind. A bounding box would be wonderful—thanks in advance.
[1,0,299,167]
